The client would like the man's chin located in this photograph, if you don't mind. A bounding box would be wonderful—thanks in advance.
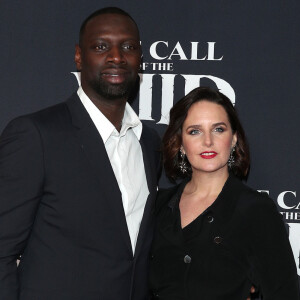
[95,81,134,100]
[98,87,129,100]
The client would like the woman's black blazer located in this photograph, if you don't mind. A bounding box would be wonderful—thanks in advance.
[149,174,300,300]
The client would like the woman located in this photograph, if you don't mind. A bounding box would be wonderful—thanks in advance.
[149,87,299,300]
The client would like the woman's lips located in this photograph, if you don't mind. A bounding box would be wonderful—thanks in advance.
[200,151,217,159]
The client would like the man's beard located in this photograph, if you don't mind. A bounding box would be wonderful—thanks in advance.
[90,74,137,100]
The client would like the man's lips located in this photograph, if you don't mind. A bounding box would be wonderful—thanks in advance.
[101,69,129,84]
[200,151,217,159]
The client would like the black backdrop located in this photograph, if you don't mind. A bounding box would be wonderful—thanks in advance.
[1,0,299,290]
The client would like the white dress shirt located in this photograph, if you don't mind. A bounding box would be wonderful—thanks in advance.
[77,87,149,254]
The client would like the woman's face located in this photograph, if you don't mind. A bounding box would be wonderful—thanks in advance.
[181,100,237,177]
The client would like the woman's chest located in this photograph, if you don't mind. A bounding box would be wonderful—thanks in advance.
[152,208,254,285]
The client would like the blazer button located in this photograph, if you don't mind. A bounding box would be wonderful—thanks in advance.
[207,215,214,223]
[214,236,223,244]
[184,255,191,264]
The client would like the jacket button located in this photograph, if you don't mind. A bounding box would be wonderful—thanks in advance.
[214,236,223,244]
[152,291,159,298]
[184,255,191,263]
[207,215,214,223]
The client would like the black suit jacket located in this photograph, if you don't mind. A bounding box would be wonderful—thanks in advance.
[0,93,161,300]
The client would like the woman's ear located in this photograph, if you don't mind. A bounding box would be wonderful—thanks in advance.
[180,146,185,155]
[232,133,237,148]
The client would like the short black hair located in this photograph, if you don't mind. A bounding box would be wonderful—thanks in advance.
[79,7,139,46]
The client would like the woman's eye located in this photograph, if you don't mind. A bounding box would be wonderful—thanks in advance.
[214,127,224,133]
[189,129,200,135]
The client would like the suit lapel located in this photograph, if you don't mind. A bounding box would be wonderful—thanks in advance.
[156,182,187,249]
[66,94,133,255]
[134,129,158,257]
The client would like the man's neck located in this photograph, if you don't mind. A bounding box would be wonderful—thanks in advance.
[84,89,127,132]
[94,99,126,132]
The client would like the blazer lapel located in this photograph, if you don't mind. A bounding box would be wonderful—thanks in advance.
[66,94,133,255]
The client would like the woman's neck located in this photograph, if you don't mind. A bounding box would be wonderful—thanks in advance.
[184,170,229,198]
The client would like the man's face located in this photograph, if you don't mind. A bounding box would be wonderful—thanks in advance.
[75,13,141,101]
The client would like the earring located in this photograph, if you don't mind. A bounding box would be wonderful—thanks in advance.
[179,150,188,174]
[228,146,235,169]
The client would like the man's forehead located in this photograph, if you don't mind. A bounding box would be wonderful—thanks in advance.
[86,13,138,33]
[79,12,140,46]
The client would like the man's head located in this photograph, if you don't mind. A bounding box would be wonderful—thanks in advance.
[78,7,140,48]
[75,7,142,102]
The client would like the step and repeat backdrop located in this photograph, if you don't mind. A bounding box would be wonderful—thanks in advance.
[1,0,299,291]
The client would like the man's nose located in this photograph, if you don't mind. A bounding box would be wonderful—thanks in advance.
[107,46,125,64]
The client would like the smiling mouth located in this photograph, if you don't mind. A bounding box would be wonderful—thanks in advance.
[200,152,217,159]
[102,72,127,77]
[101,72,128,84]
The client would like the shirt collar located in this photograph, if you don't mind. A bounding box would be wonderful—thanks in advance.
[121,101,142,140]
[77,86,142,143]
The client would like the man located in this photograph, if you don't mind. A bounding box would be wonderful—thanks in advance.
[0,7,161,300]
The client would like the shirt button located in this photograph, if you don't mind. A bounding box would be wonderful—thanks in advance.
[207,215,214,223]
[184,255,191,264]
[214,236,223,244]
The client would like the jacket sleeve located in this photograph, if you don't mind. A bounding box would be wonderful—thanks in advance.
[0,117,44,299]
[249,193,300,300]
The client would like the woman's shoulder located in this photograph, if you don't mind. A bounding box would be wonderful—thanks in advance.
[233,177,280,218]
[157,185,178,199]
[155,185,178,213]
[155,179,187,214]
[237,180,273,204]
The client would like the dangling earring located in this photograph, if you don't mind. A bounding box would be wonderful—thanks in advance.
[179,150,188,174]
[228,146,236,169]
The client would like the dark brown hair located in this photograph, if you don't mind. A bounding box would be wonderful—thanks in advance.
[163,87,250,181]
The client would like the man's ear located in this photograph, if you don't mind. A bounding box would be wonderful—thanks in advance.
[74,44,82,71]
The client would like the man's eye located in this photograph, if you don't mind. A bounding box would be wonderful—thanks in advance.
[95,44,107,51]
[123,44,135,50]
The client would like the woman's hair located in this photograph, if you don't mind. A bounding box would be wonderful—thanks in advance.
[163,86,250,181]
